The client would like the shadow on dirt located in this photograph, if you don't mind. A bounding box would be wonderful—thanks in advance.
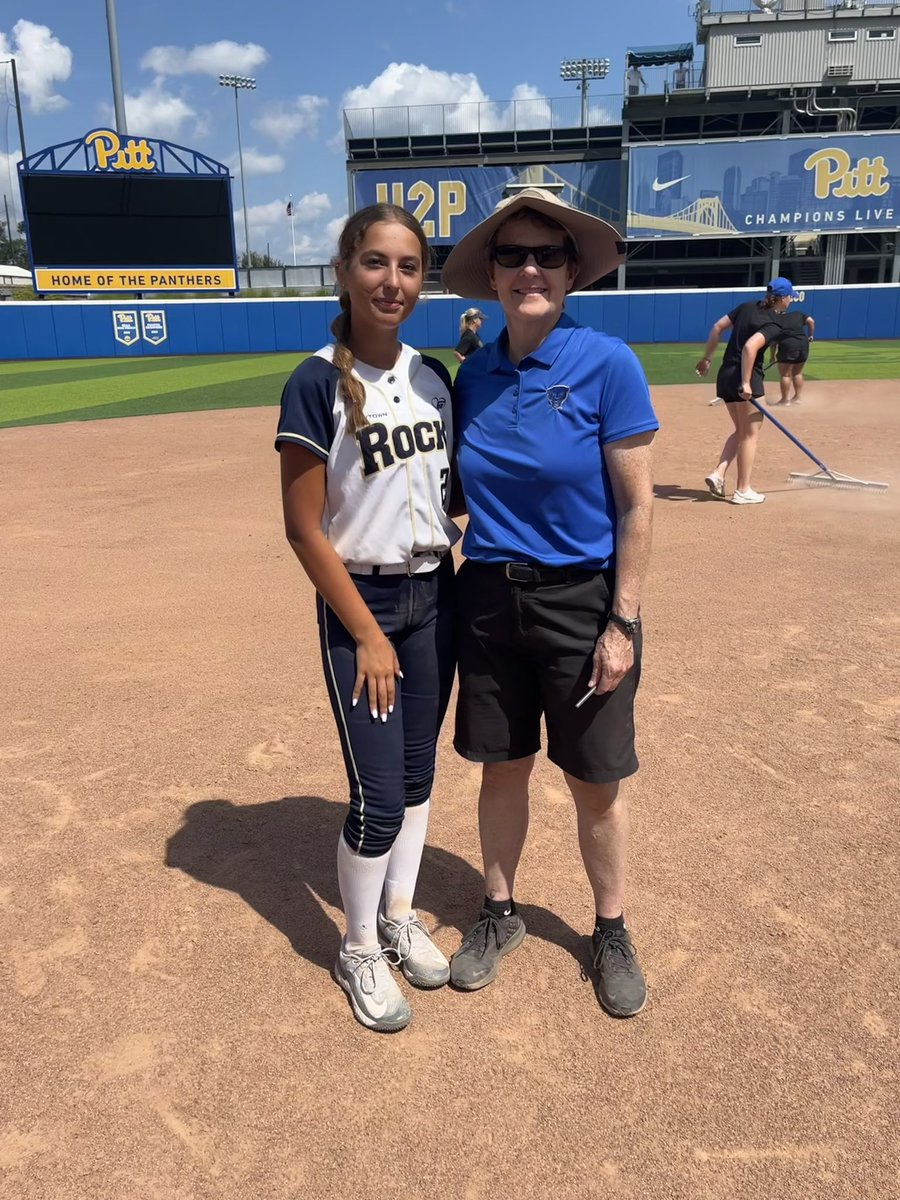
[653,483,723,502]
[166,796,584,972]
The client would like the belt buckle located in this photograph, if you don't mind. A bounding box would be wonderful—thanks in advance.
[505,562,533,583]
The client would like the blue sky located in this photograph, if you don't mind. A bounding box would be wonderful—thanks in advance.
[1,1,692,261]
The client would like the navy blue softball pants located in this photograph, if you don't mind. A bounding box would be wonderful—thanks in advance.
[316,557,455,857]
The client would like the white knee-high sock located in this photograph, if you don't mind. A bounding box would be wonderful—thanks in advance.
[336,835,391,952]
[383,800,431,921]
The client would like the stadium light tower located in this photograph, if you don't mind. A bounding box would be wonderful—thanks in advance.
[560,58,610,127]
[219,74,256,267]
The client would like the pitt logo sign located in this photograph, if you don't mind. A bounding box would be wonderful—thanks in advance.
[85,129,157,172]
[804,148,889,200]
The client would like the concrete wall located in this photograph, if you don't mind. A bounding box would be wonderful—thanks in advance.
[1,285,898,361]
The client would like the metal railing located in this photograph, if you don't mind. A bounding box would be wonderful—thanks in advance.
[624,66,707,96]
[697,0,898,16]
[344,95,625,140]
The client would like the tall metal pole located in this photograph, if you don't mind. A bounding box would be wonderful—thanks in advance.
[233,87,251,266]
[581,71,589,128]
[8,59,26,157]
[3,193,13,257]
[105,0,128,134]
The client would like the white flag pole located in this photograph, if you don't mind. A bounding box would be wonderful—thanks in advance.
[289,194,297,267]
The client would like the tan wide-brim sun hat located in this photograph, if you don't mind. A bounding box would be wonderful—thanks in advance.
[441,187,625,301]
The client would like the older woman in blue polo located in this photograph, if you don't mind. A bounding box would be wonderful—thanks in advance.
[442,188,658,1019]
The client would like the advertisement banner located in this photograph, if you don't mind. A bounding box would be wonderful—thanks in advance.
[627,134,900,238]
[353,161,623,242]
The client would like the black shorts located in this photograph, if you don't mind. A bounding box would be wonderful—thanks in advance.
[776,339,809,364]
[716,363,764,404]
[454,561,641,784]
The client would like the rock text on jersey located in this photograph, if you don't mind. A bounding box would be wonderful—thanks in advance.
[357,418,448,477]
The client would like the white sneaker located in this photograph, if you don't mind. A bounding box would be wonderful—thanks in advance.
[334,942,412,1032]
[732,488,765,505]
[708,397,723,406]
[378,911,450,989]
[704,473,725,497]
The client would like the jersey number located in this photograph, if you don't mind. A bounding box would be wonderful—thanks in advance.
[440,467,450,507]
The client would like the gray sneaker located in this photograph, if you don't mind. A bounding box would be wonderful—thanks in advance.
[450,908,526,991]
[334,942,412,1032]
[589,927,647,1018]
[378,911,450,989]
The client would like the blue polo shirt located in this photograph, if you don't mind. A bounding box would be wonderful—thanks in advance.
[455,314,658,568]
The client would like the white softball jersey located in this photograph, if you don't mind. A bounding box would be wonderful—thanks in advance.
[275,343,461,567]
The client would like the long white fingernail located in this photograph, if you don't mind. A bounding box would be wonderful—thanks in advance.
[351,697,358,707]
[398,671,404,679]
[380,713,387,723]
[388,704,394,714]
[370,709,377,720]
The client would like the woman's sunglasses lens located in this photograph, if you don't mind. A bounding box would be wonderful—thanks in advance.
[492,245,568,269]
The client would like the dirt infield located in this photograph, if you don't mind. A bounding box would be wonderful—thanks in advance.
[2,379,898,1200]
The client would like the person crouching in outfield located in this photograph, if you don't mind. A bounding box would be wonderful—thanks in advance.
[276,204,460,1033]
[441,188,658,1019]
[695,277,798,505]
[770,305,815,406]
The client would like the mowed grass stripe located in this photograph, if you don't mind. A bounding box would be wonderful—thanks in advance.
[0,342,895,429]
[0,374,296,428]
[0,353,298,394]
[634,340,900,385]
[0,353,307,424]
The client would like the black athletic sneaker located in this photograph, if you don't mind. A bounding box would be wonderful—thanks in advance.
[589,927,647,1018]
[449,908,526,991]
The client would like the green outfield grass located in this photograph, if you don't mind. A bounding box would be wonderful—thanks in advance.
[1,341,896,429]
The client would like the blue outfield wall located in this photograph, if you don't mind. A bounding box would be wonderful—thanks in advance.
[1,285,898,361]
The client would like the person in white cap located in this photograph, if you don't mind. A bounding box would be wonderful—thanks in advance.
[442,188,658,1019]
[453,307,487,362]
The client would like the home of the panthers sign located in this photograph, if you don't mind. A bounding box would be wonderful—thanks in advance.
[19,130,239,294]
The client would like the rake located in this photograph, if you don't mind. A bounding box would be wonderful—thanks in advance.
[747,397,888,492]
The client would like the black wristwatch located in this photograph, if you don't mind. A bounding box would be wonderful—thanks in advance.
[607,611,641,636]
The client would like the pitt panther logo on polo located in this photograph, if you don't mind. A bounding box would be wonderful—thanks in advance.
[546,386,570,410]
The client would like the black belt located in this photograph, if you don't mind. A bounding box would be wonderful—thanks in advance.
[493,561,607,585]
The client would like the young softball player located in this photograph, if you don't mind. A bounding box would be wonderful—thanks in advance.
[276,204,459,1033]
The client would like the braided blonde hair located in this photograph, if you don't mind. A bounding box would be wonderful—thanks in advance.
[330,204,431,434]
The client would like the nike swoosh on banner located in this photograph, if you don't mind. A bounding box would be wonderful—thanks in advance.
[651,175,691,192]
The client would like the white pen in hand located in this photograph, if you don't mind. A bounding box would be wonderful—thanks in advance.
[575,687,596,709]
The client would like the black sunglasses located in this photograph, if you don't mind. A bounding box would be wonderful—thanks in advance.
[490,244,572,269]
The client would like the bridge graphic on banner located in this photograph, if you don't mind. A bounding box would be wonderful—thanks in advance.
[513,165,620,222]
[627,196,738,235]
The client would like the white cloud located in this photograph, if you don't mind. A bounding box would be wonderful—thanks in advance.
[342,62,487,117]
[123,80,198,140]
[141,41,268,78]
[338,63,553,138]
[229,147,285,176]
[253,96,328,145]
[234,194,340,264]
[0,20,72,114]
[290,192,331,224]
[323,215,348,248]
